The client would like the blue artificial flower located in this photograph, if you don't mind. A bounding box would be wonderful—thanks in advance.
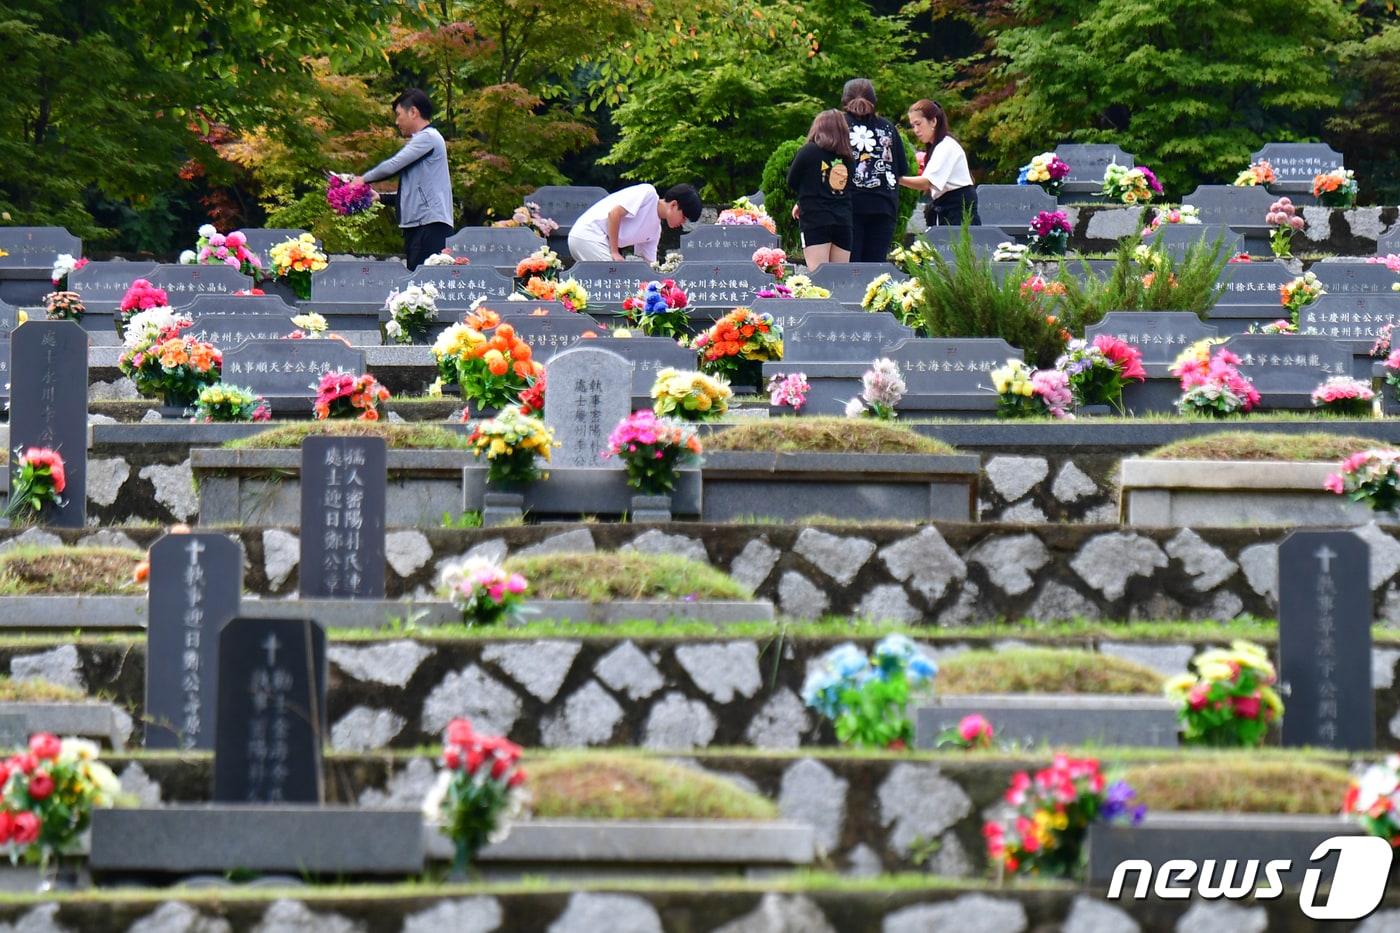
[1101,780,1147,825]
[1016,165,1031,186]
[907,654,938,683]
[825,643,871,680]
[800,668,842,719]
[874,634,917,676]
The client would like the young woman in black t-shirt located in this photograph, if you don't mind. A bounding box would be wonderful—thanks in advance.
[786,110,855,270]
[842,78,908,262]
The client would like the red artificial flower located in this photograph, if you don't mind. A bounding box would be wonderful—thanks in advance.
[0,812,12,844]
[11,812,39,845]
[10,754,36,776]
[27,733,60,761]
[1231,693,1262,720]
[1090,335,1147,382]
[446,718,474,747]
[28,770,53,800]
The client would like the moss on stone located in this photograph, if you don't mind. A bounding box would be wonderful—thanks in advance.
[527,753,777,820]
[1123,760,1350,814]
[502,552,752,603]
[224,421,470,450]
[0,546,144,596]
[706,417,955,455]
[937,648,1165,695]
[1145,431,1379,462]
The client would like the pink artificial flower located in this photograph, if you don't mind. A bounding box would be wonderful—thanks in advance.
[1324,473,1346,494]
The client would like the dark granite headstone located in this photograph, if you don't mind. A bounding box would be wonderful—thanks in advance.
[597,336,697,399]
[213,617,326,803]
[1222,333,1350,400]
[565,261,648,306]
[67,260,160,309]
[1148,224,1245,260]
[1180,185,1276,228]
[310,261,409,304]
[1377,227,1400,256]
[0,227,81,269]
[1052,143,1137,192]
[145,533,242,750]
[918,226,1011,259]
[299,436,386,599]
[0,301,16,404]
[238,229,316,268]
[670,262,773,307]
[188,314,298,347]
[443,226,546,263]
[1278,530,1372,750]
[10,321,87,527]
[1086,312,1217,372]
[222,339,366,414]
[679,225,778,261]
[498,312,604,356]
[1251,142,1344,187]
[750,298,848,333]
[148,264,252,305]
[783,312,917,363]
[1300,293,1400,341]
[974,184,1060,229]
[807,263,908,305]
[883,337,1021,394]
[915,696,1178,749]
[184,293,299,318]
[525,185,610,229]
[543,346,633,469]
[1310,263,1398,296]
[405,265,514,304]
[1215,260,1294,306]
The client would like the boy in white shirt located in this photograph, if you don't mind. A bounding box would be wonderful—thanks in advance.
[567,184,702,263]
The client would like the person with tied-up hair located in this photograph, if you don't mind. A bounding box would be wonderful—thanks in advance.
[786,109,856,271]
[349,88,455,271]
[842,78,908,262]
[898,99,979,227]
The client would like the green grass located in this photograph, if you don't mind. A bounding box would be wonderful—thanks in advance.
[1123,760,1351,814]
[704,417,955,454]
[527,753,777,820]
[0,676,85,702]
[938,648,1165,695]
[0,546,144,596]
[502,551,752,603]
[1146,431,1380,462]
[223,421,471,450]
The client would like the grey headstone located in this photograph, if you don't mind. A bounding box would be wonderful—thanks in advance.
[782,312,916,362]
[1180,184,1277,228]
[525,185,610,228]
[1378,227,1400,255]
[918,225,1012,259]
[1054,258,1119,281]
[670,261,773,306]
[1147,223,1244,260]
[147,264,251,305]
[221,339,366,414]
[567,261,647,306]
[679,224,778,261]
[499,311,604,357]
[751,298,847,333]
[299,435,387,599]
[1223,333,1350,398]
[405,264,514,304]
[443,226,547,263]
[1086,312,1216,373]
[145,533,242,750]
[915,695,1178,749]
[0,715,27,749]
[882,337,1020,394]
[1279,530,1372,750]
[1214,259,1294,306]
[1300,293,1400,341]
[1310,263,1398,296]
[11,321,87,527]
[238,229,316,268]
[1052,143,1137,189]
[213,617,327,803]
[543,345,633,469]
[596,336,697,399]
[0,227,80,269]
[974,184,1060,229]
[807,262,908,304]
[1251,142,1344,185]
[184,293,298,318]
[0,300,16,403]
[310,260,409,304]
[67,260,160,309]
[188,314,297,347]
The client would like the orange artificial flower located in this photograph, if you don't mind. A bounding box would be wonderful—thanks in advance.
[466,308,501,331]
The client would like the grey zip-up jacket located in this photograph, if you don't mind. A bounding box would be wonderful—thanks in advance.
[363,126,454,228]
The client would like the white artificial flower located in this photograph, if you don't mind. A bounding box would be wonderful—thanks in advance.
[51,254,77,279]
[197,224,216,240]
[385,320,402,338]
[506,293,525,302]
[178,250,197,265]
[844,397,865,418]
[58,737,100,764]
[123,307,188,349]
[423,251,455,267]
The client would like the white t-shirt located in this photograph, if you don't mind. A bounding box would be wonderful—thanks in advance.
[921,137,974,199]
[573,184,662,261]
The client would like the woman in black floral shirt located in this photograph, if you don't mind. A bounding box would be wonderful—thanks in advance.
[841,79,908,263]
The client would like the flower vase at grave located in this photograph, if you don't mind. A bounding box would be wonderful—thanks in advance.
[630,493,673,523]
[1031,232,1068,256]
[159,392,195,419]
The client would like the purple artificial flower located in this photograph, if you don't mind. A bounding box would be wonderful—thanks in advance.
[1138,166,1163,194]
[1101,780,1147,825]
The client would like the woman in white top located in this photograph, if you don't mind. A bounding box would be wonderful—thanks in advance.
[898,99,979,226]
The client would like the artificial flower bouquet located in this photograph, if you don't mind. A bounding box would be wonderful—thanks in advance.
[437,558,529,627]
[604,409,703,494]
[1056,336,1145,412]
[42,292,83,322]
[1251,319,1297,335]
[383,283,440,345]
[514,246,563,281]
[1280,272,1324,324]
[622,279,690,338]
[467,407,556,486]
[49,254,87,290]
[117,279,171,332]
[1163,641,1281,747]
[717,196,776,234]
[651,367,732,421]
[691,308,783,381]
[1027,210,1071,255]
[1017,152,1071,196]
[1382,347,1400,401]
[983,756,1145,878]
[934,714,995,751]
[1141,205,1200,237]
[0,734,122,875]
[5,448,65,522]
[183,225,262,277]
[994,241,1031,264]
[1343,756,1400,845]
[861,273,925,326]
[845,358,906,420]
[1313,168,1358,208]
[267,233,328,300]
[517,276,589,312]
[423,718,527,872]
[492,202,558,237]
[1265,198,1305,259]
[752,247,788,279]
[800,635,937,749]
[767,371,810,412]
[1234,160,1277,187]
[326,174,380,216]
[1312,376,1374,417]
[777,274,829,299]
[291,312,328,339]
[991,358,1074,419]
[192,384,270,423]
[313,371,389,421]
[118,314,221,405]
[517,371,546,417]
[889,238,937,274]
[423,249,472,267]
[432,309,543,410]
[1170,341,1260,417]
[1099,163,1163,205]
[1327,448,1400,513]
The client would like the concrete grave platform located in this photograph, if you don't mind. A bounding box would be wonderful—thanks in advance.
[915,694,1179,749]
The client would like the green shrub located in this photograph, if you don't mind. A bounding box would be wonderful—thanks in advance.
[1052,236,1232,331]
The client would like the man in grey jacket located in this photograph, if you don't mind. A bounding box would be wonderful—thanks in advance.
[352,89,454,271]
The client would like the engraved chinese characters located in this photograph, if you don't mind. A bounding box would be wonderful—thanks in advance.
[10,321,87,527]
[299,436,387,599]
[213,618,327,803]
[543,346,631,469]
[145,533,242,750]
